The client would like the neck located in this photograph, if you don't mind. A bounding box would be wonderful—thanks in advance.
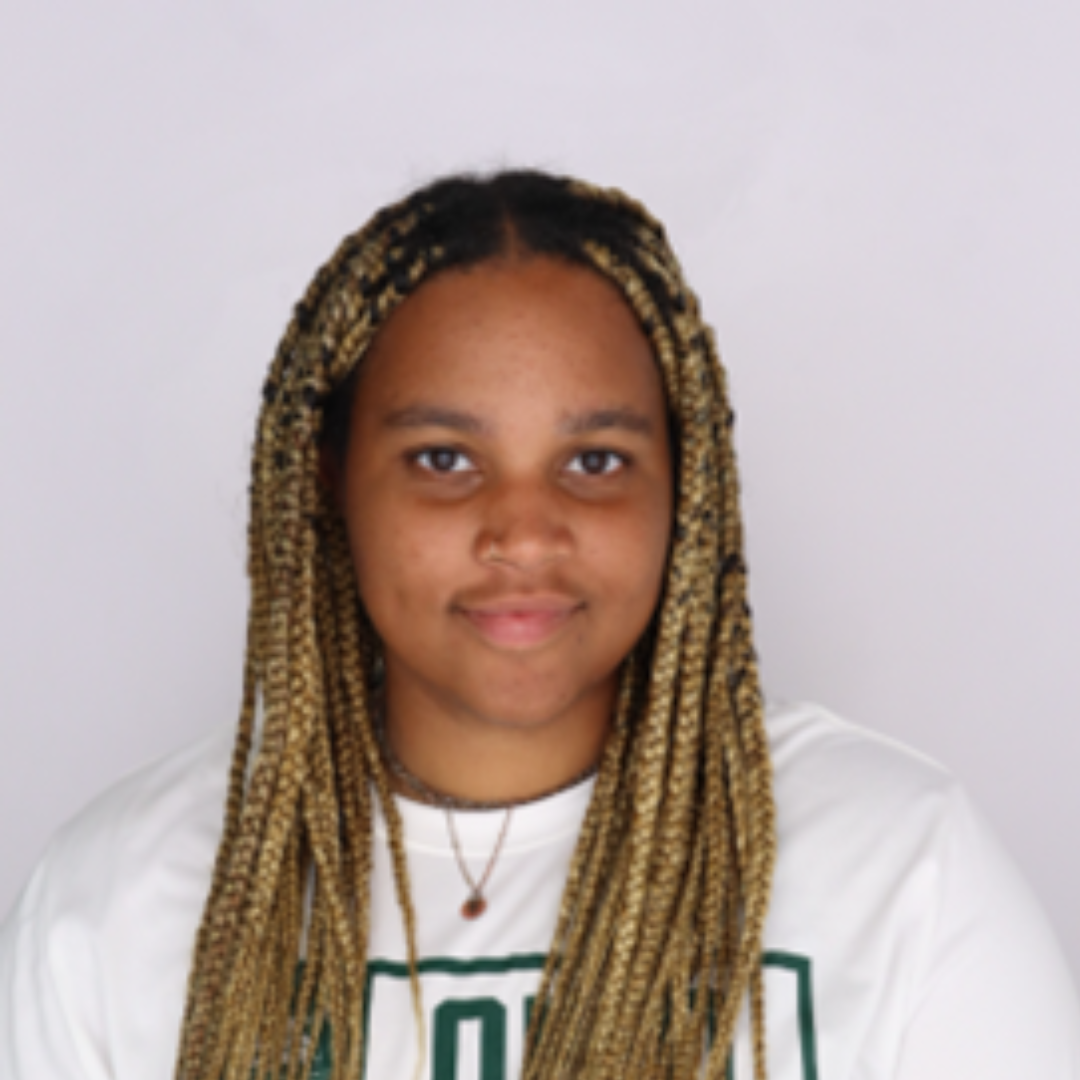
[376,671,614,807]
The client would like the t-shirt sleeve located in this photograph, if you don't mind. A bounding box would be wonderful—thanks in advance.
[0,854,112,1080]
[894,789,1080,1078]
[0,728,230,1080]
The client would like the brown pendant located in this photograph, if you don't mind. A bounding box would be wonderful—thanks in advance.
[461,894,487,920]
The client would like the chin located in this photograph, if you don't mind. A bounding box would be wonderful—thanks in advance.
[451,665,610,732]
[455,687,573,730]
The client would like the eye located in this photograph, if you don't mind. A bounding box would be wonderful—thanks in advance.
[413,447,475,474]
[566,449,628,477]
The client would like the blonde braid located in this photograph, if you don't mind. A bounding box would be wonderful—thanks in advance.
[519,213,774,1078]
[175,170,775,1080]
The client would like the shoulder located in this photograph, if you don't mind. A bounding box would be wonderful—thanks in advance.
[0,728,234,1077]
[763,699,973,874]
[759,701,1080,1077]
[4,726,232,944]
[762,698,1005,915]
[760,699,1060,935]
[765,697,954,804]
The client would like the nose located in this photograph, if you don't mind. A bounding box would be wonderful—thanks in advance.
[474,478,573,573]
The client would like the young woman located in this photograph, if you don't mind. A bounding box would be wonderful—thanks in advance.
[1,171,1077,1080]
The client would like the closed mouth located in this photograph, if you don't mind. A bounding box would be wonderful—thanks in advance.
[456,595,583,648]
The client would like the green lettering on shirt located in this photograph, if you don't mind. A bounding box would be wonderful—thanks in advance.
[294,950,816,1080]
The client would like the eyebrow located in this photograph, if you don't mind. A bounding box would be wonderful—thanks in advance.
[381,403,655,437]
[383,406,491,435]
[558,407,655,437]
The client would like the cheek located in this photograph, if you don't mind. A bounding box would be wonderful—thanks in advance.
[347,506,464,623]
[586,504,671,615]
[634,524,673,619]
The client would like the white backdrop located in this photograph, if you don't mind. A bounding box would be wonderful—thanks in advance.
[1,1,1077,978]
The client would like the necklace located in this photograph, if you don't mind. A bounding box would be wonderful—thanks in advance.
[373,713,599,810]
[445,806,513,920]
[373,714,598,918]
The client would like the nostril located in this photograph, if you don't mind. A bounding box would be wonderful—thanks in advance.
[475,522,572,571]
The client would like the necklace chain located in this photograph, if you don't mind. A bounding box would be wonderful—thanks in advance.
[372,710,598,918]
[444,805,513,920]
[373,716,598,811]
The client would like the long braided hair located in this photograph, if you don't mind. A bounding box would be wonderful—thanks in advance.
[174,170,775,1080]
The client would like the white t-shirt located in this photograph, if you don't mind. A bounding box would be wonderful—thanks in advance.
[1,700,1078,1079]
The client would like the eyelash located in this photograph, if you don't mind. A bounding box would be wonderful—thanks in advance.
[412,447,475,474]
[410,447,629,477]
[565,449,628,477]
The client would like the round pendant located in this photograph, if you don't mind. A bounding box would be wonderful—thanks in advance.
[461,894,487,920]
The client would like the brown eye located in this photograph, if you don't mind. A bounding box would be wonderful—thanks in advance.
[415,447,474,474]
[568,449,626,476]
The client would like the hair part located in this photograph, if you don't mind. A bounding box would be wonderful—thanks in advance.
[174,169,775,1080]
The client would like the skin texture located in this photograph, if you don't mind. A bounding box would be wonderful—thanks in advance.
[337,256,673,803]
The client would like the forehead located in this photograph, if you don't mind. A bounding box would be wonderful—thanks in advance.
[354,256,665,421]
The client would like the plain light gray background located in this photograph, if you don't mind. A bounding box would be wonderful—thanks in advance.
[1,1,1077,980]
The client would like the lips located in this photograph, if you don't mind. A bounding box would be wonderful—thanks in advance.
[457,595,583,648]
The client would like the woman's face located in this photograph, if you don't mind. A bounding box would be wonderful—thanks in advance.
[338,255,673,734]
